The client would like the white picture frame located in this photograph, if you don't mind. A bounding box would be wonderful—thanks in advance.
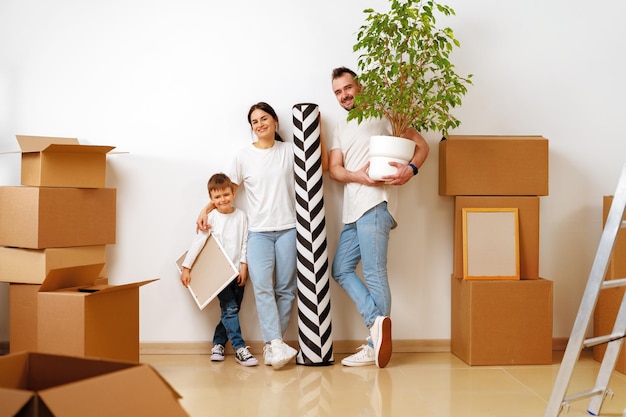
[175,234,239,310]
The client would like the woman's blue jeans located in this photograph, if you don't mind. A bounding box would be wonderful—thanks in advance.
[247,228,297,343]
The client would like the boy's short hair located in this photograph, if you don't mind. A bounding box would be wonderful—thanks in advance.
[207,173,235,196]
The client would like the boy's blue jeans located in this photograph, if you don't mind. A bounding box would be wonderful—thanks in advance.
[213,279,245,350]
[247,228,297,343]
[332,202,394,329]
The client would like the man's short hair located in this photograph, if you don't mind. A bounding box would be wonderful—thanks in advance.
[331,66,357,81]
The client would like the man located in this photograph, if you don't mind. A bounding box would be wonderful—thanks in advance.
[328,67,429,368]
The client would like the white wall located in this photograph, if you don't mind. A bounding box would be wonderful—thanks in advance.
[1,0,626,345]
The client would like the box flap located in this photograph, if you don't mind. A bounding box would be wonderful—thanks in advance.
[85,278,159,295]
[44,143,116,154]
[39,264,104,292]
[16,135,79,152]
[0,389,34,417]
[38,365,189,417]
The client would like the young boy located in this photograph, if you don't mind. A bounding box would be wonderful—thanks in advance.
[180,173,258,366]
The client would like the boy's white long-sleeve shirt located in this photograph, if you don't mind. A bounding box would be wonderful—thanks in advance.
[182,208,248,270]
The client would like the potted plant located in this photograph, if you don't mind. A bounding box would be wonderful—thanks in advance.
[348,0,472,180]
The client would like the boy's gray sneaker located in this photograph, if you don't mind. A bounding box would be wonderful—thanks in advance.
[210,344,225,362]
[235,346,258,367]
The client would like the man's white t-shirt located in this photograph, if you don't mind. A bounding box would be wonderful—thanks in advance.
[330,117,398,224]
[229,141,296,232]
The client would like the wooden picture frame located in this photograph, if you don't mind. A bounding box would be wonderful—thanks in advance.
[462,207,520,280]
[175,234,239,310]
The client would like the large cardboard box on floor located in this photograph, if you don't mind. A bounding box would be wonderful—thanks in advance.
[0,186,116,249]
[0,245,106,284]
[36,264,156,362]
[451,276,553,365]
[9,277,109,354]
[454,196,540,279]
[439,135,549,196]
[3,135,115,188]
[592,196,626,372]
[0,352,189,417]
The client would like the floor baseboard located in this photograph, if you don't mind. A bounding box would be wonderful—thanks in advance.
[139,338,572,355]
[0,337,573,356]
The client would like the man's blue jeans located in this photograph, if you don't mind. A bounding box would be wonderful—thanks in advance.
[247,228,297,343]
[332,202,394,329]
[213,279,246,350]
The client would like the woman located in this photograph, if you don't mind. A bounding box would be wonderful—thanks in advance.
[197,102,298,370]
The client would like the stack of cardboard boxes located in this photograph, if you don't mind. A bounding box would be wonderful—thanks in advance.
[0,135,153,362]
[439,135,553,365]
[0,135,188,416]
[593,196,626,372]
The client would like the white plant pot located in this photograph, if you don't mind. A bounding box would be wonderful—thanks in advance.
[368,135,416,181]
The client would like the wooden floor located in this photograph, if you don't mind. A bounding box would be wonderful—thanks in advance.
[141,350,626,417]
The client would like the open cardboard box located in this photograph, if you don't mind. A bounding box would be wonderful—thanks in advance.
[1,135,116,188]
[0,351,189,417]
[36,263,156,362]
[0,186,116,249]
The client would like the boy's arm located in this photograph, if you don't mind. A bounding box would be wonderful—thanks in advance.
[237,263,248,286]
[180,267,191,287]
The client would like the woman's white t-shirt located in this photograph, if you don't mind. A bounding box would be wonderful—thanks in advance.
[229,140,296,232]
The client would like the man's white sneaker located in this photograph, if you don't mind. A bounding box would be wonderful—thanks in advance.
[371,316,392,368]
[210,344,225,362]
[341,344,375,367]
[270,339,297,370]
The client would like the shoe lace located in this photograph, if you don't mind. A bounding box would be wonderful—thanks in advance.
[352,344,373,359]
[237,346,253,360]
[212,345,224,355]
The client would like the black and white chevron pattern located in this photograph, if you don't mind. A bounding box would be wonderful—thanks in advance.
[292,103,333,366]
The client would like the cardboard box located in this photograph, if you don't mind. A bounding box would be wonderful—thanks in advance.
[0,186,116,249]
[592,196,626,372]
[9,277,110,354]
[454,196,540,279]
[36,264,156,362]
[451,276,553,365]
[0,352,189,417]
[593,286,626,373]
[0,246,106,284]
[439,135,549,196]
[6,135,115,188]
[9,284,40,354]
[602,196,626,280]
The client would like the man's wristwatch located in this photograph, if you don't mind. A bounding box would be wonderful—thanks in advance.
[409,163,419,176]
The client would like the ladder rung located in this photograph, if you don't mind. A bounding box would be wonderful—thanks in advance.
[601,278,626,289]
[584,333,626,348]
[563,388,605,403]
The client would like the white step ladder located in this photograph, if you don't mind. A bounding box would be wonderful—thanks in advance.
[545,162,626,417]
